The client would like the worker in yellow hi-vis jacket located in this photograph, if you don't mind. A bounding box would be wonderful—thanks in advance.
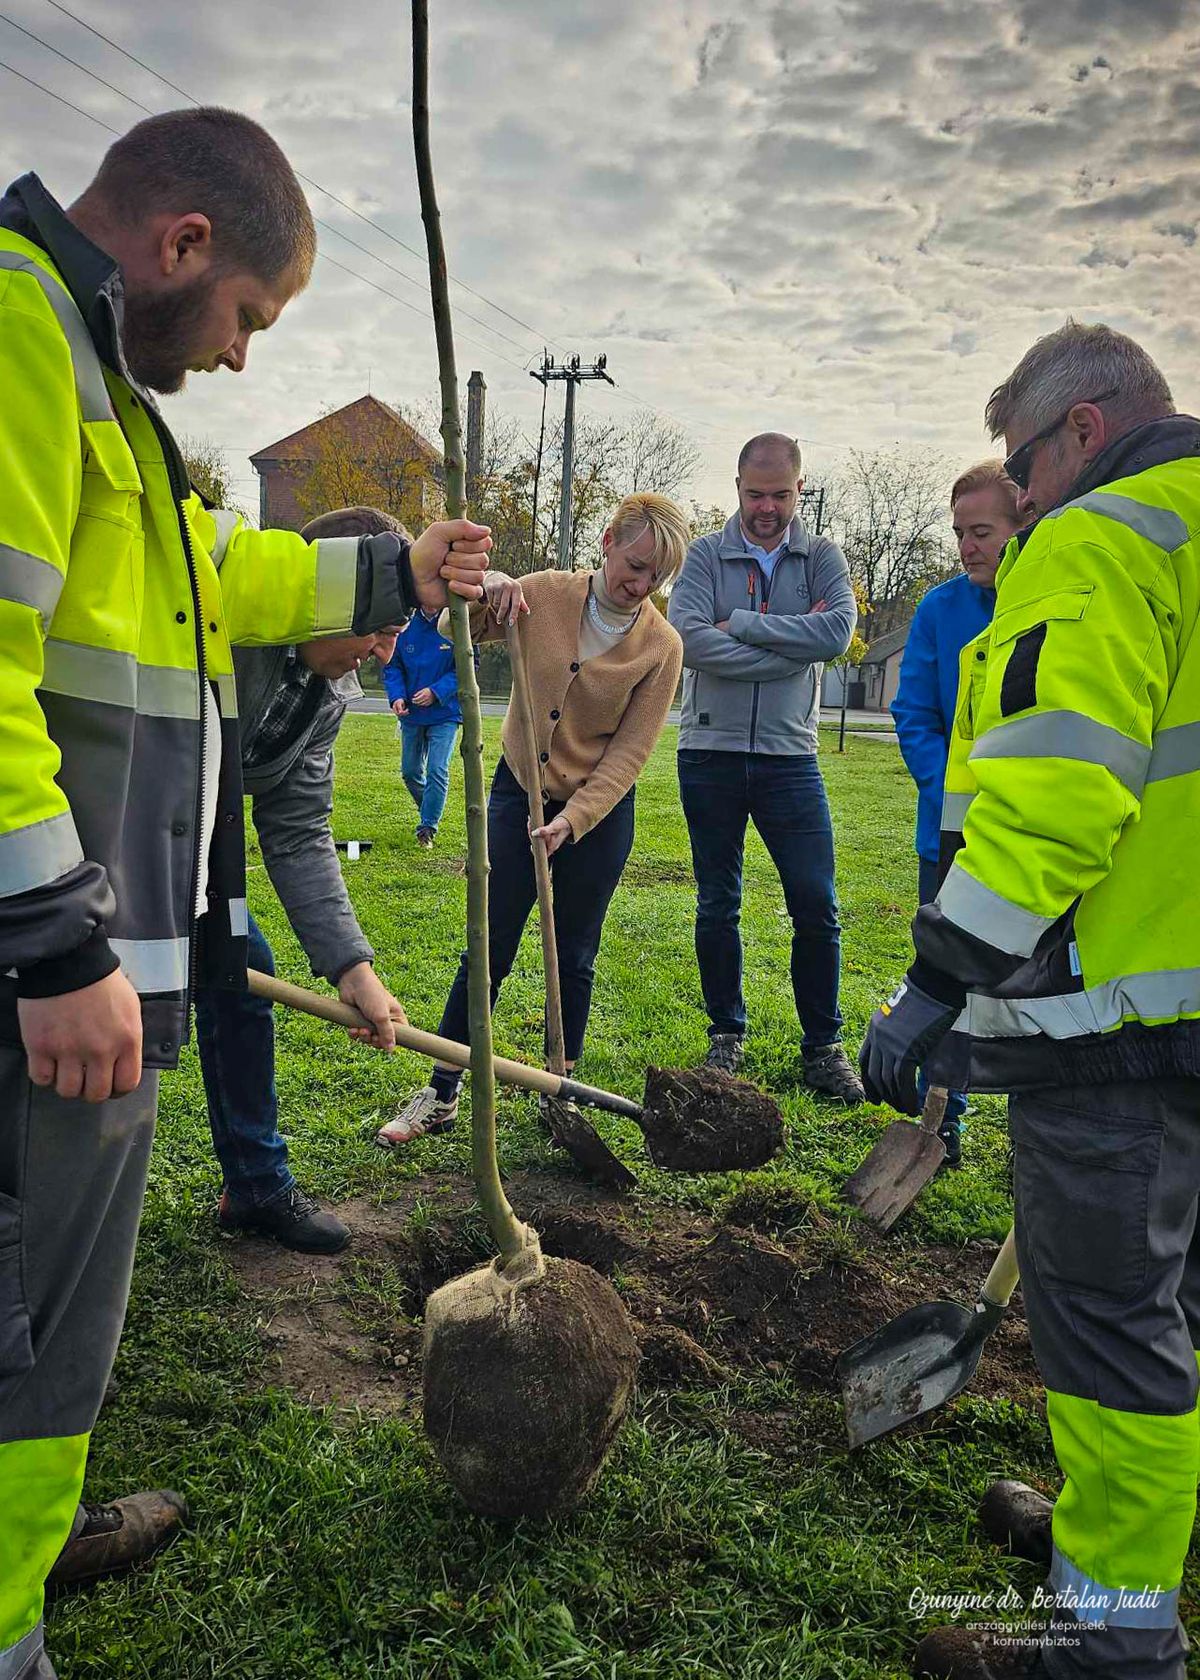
[0,108,489,1679]
[861,321,1200,1680]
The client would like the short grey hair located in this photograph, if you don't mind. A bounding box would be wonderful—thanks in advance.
[985,320,1174,441]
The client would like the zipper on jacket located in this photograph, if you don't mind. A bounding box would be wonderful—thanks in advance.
[144,398,208,1026]
[746,556,772,754]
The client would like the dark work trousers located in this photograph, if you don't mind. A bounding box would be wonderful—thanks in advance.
[677,748,842,1051]
[194,914,294,1209]
[439,757,635,1063]
[1011,1077,1200,1680]
[917,855,941,908]
[0,1046,158,1677]
[917,858,967,1123]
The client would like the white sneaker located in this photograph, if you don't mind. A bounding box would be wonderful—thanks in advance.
[375,1085,458,1149]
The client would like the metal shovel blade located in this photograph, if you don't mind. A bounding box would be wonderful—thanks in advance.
[837,1294,1004,1448]
[543,1096,638,1193]
[842,1086,948,1230]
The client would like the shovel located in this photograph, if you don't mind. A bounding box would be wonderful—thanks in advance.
[246,969,642,1121]
[836,1225,1020,1448]
[504,617,637,1193]
[250,970,781,1177]
[842,1083,949,1230]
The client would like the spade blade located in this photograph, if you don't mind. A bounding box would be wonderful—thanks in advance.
[837,1296,1003,1447]
[842,1121,946,1230]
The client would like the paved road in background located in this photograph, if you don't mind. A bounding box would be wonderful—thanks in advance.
[346,695,897,740]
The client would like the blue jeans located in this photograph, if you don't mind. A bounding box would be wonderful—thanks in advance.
[194,913,293,1207]
[917,857,967,1123]
[439,758,635,1063]
[401,720,459,833]
[677,749,842,1052]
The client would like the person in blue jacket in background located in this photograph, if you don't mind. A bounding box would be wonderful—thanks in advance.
[381,595,466,848]
[890,458,1021,1161]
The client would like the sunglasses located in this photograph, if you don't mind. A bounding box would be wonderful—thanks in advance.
[1003,388,1117,490]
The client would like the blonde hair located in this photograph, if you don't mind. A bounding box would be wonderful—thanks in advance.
[950,458,1021,517]
[606,492,690,589]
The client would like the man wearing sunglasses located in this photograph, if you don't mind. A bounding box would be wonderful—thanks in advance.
[859,320,1200,1680]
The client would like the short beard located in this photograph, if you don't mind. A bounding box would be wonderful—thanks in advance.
[120,270,218,394]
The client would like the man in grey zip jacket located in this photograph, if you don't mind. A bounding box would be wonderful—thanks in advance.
[194,506,409,1255]
[668,432,864,1101]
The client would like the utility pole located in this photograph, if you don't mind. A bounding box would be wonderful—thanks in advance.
[465,370,486,508]
[530,352,614,568]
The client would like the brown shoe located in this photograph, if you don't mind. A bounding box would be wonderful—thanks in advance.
[45,1490,188,1590]
[914,1625,1050,1678]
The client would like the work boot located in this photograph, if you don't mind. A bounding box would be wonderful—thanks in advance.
[46,1491,188,1591]
[938,1116,963,1168]
[979,1480,1053,1567]
[218,1183,351,1254]
[704,1033,745,1074]
[913,1625,1050,1678]
[802,1043,865,1104]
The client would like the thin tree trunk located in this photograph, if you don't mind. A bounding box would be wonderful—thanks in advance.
[412,0,528,1265]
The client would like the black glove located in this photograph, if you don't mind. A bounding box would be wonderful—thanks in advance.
[858,976,961,1115]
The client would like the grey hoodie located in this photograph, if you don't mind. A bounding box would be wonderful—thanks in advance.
[233,645,374,984]
[668,513,856,755]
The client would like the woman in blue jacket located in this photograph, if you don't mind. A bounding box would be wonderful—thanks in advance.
[382,606,465,847]
[890,458,1021,1158]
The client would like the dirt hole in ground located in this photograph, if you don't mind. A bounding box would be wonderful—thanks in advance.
[221,1171,1041,1449]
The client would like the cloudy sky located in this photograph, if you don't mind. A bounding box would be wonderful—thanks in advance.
[2,0,1197,517]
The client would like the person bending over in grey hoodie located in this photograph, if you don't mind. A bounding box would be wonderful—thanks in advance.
[194,506,410,1255]
[667,432,864,1103]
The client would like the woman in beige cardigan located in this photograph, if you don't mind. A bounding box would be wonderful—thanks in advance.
[378,492,687,1146]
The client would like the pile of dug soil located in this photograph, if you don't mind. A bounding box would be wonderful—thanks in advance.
[222,1171,1040,1446]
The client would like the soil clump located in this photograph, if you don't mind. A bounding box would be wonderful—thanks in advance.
[639,1066,784,1170]
[423,1253,638,1517]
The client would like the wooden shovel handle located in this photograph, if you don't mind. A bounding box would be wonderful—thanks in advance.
[247,968,563,1099]
[919,1084,949,1135]
[506,617,568,1077]
[981,1226,1020,1309]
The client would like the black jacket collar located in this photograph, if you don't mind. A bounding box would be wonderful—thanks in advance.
[0,171,131,377]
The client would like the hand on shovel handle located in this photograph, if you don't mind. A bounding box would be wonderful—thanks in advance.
[245,969,642,1121]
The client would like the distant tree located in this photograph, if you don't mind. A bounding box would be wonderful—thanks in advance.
[688,501,727,542]
[825,447,956,635]
[401,394,703,577]
[292,402,442,531]
[537,410,702,567]
[179,435,242,515]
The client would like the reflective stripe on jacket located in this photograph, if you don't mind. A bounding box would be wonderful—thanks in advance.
[915,416,1200,1089]
[0,184,411,1065]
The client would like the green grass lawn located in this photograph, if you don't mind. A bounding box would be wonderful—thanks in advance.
[48,720,1194,1677]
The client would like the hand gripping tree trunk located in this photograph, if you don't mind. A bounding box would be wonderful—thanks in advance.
[411,0,637,1519]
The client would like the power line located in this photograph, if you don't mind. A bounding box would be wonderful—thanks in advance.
[0,37,534,372]
[36,0,568,356]
[7,8,849,462]
[1,12,538,364]
[0,52,117,133]
[316,251,530,373]
[0,9,149,112]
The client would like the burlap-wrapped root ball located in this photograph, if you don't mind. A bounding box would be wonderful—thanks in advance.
[640,1065,784,1171]
[423,1244,639,1517]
